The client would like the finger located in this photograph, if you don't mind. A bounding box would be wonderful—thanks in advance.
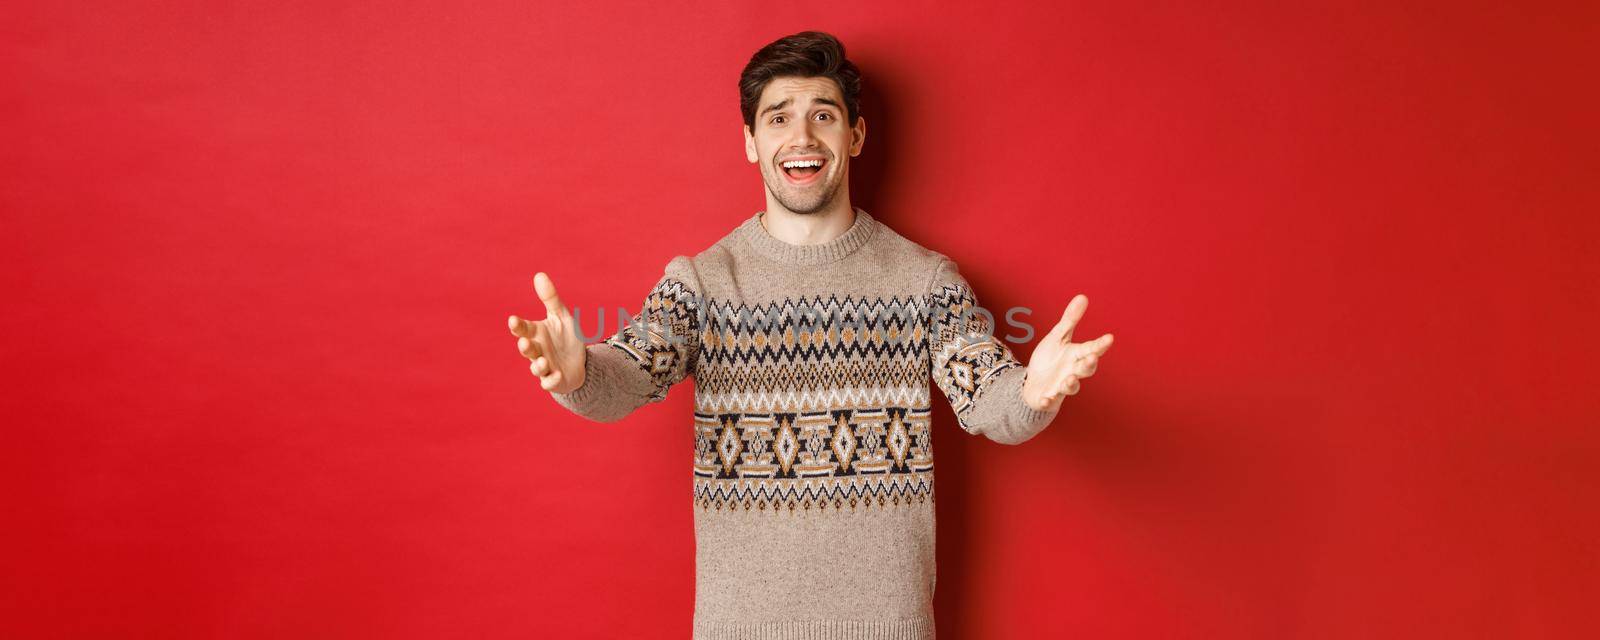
[518,335,543,361]
[1052,373,1075,398]
[539,370,564,391]
[1037,391,1061,409]
[530,361,563,387]
[1075,354,1098,378]
[1063,376,1081,396]
[1085,357,1099,377]
[1056,294,1088,344]
[530,319,554,352]
[534,272,570,319]
[1090,333,1114,355]
[1041,305,1071,343]
[509,315,536,338]
[1065,333,1113,361]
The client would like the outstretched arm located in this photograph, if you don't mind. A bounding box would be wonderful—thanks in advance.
[927,258,1113,445]
[508,256,704,423]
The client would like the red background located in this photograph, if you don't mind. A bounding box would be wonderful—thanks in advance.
[5,2,1597,638]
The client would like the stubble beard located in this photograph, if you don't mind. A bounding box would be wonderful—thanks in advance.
[763,158,843,215]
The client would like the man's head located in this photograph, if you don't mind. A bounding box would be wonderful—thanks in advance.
[739,31,866,216]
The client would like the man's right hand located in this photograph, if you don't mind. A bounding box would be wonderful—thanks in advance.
[508,272,587,394]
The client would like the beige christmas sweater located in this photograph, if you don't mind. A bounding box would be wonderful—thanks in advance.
[550,207,1059,639]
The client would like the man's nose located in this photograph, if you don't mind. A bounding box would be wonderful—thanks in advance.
[790,119,818,147]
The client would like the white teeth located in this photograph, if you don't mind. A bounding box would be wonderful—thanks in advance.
[781,159,824,168]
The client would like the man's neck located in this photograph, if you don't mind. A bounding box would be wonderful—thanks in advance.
[759,200,857,246]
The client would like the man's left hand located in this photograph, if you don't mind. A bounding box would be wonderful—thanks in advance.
[1021,294,1114,412]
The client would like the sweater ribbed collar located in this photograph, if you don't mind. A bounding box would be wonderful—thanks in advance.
[737,206,879,266]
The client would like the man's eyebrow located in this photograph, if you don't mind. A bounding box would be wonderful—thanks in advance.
[812,97,843,111]
[758,98,791,118]
[758,96,844,118]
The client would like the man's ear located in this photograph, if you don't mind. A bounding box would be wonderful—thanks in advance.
[849,115,867,157]
[744,125,757,163]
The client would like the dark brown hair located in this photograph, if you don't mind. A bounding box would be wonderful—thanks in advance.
[739,31,862,131]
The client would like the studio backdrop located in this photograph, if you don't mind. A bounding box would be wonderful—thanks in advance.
[5,1,1595,638]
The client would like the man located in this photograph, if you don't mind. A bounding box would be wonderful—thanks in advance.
[508,31,1113,639]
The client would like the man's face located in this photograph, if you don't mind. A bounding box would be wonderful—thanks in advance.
[744,76,866,215]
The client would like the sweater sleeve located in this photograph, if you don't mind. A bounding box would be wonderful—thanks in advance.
[549,255,703,423]
[926,257,1059,445]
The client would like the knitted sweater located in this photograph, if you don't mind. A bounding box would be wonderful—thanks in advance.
[551,207,1059,639]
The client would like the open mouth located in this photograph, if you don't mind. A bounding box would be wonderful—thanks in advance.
[780,157,827,185]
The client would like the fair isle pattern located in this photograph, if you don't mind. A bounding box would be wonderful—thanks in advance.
[690,292,941,512]
[602,276,701,403]
[694,293,931,414]
[693,473,935,512]
[928,275,1025,435]
[691,407,935,512]
[596,263,1026,512]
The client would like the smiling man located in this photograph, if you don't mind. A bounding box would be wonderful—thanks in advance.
[508,31,1113,639]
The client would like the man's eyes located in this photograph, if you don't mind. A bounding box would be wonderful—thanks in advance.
[769,112,836,125]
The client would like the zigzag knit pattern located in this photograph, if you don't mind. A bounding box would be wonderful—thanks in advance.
[600,274,1022,513]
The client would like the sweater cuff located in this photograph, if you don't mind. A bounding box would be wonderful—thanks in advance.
[982,366,1059,445]
[549,342,655,422]
[549,344,604,406]
[1010,370,1061,431]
